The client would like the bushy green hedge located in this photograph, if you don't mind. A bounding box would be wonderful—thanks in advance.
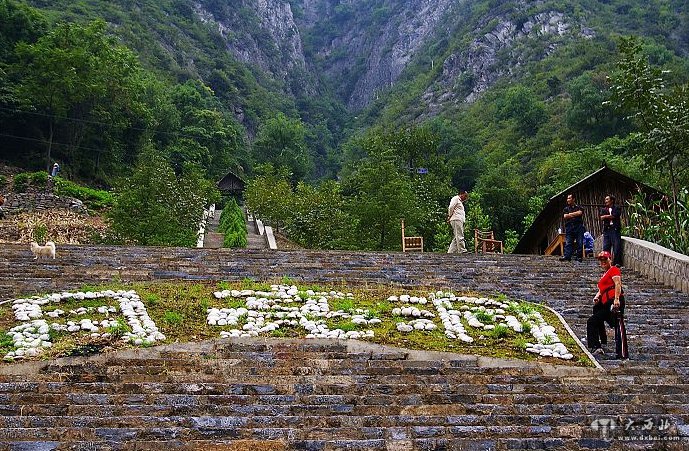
[10,172,112,211]
[12,171,50,192]
[218,199,247,248]
[54,178,113,210]
[12,173,29,192]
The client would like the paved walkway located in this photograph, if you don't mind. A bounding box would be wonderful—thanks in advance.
[202,209,224,249]
[202,208,265,249]
[245,213,265,249]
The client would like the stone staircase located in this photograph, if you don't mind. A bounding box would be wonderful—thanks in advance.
[202,209,224,249]
[202,209,265,250]
[245,213,266,250]
[0,245,688,449]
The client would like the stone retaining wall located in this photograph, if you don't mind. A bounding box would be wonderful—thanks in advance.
[1,191,87,215]
[623,236,689,294]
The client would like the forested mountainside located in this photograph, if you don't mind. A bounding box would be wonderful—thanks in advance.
[16,0,689,127]
[1,0,688,251]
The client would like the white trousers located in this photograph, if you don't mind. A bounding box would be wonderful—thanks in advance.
[447,219,467,253]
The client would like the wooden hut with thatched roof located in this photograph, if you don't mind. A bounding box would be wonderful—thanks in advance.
[514,165,663,255]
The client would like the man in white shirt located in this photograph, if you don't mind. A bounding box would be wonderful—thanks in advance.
[447,189,468,253]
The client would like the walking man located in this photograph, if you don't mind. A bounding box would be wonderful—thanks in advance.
[600,194,623,267]
[447,189,468,254]
[561,193,584,262]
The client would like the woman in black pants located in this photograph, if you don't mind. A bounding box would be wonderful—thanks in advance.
[587,251,628,359]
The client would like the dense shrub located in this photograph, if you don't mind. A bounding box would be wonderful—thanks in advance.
[218,198,247,248]
[29,171,49,187]
[54,178,113,210]
[12,171,51,192]
[108,150,218,247]
[625,188,689,256]
[12,173,29,192]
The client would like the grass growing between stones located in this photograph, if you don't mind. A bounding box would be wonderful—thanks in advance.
[0,280,594,367]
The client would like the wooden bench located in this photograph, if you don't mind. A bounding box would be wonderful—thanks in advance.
[474,229,503,254]
[545,233,565,256]
[545,232,586,259]
[401,219,423,252]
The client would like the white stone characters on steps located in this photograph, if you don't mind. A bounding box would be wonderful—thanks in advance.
[211,285,374,339]
[4,290,165,361]
[3,283,575,362]
[208,286,573,360]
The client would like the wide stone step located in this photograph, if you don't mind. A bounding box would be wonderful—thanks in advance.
[1,246,689,450]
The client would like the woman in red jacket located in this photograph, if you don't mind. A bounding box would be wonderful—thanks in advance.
[586,251,628,359]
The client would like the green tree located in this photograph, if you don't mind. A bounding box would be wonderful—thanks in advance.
[109,148,217,246]
[244,164,293,231]
[536,135,651,199]
[13,19,144,176]
[0,0,47,60]
[473,158,530,237]
[286,180,355,249]
[566,71,628,140]
[252,113,313,182]
[343,144,417,250]
[166,80,247,180]
[495,85,547,136]
[609,37,689,237]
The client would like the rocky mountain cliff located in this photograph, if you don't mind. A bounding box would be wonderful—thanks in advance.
[423,8,596,114]
[195,0,310,93]
[190,0,659,114]
[296,0,457,110]
[196,0,460,109]
[23,0,689,122]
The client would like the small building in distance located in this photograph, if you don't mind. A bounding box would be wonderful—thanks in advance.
[217,170,246,196]
[514,165,664,255]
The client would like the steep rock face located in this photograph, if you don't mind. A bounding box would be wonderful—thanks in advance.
[192,1,596,113]
[194,0,308,88]
[349,0,455,110]
[304,0,455,110]
[191,1,593,113]
[422,8,595,115]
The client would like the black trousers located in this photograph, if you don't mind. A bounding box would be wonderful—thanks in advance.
[603,229,623,266]
[587,297,626,354]
[564,224,584,260]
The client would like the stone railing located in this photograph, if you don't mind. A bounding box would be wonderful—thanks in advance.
[623,236,689,294]
[196,204,215,248]
[247,211,277,250]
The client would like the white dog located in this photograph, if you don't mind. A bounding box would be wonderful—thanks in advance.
[31,241,56,259]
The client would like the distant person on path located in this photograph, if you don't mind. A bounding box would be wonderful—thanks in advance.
[600,194,623,267]
[0,194,5,219]
[560,193,584,262]
[586,251,628,359]
[51,162,60,177]
[447,189,468,254]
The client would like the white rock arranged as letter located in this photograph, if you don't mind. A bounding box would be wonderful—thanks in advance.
[4,290,165,361]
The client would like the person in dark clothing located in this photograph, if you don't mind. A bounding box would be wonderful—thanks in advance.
[600,195,623,267]
[587,251,628,359]
[560,193,584,262]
